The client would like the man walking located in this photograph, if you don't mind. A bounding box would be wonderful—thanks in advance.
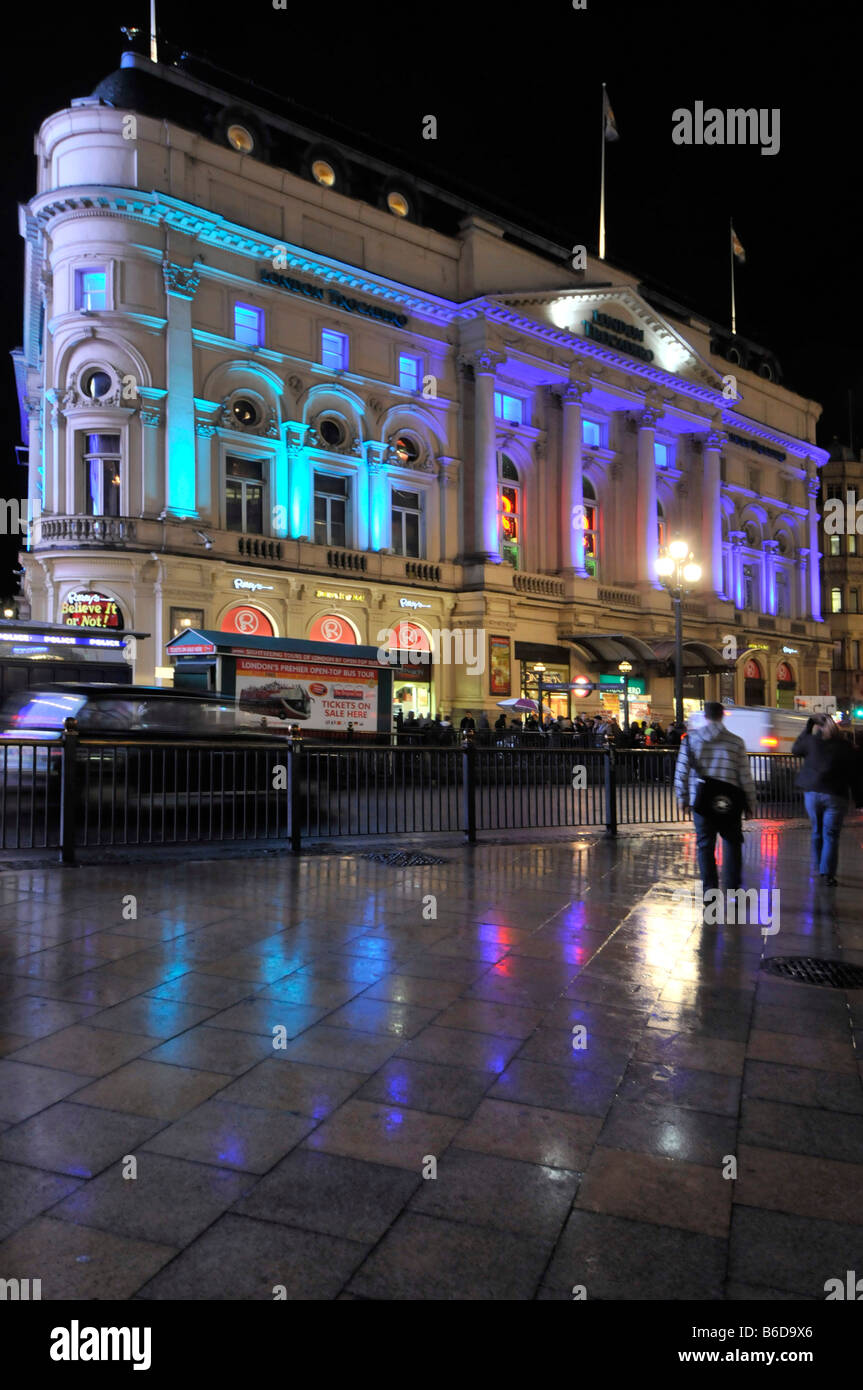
[674,702,756,892]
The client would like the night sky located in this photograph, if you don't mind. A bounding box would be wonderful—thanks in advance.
[2,0,859,590]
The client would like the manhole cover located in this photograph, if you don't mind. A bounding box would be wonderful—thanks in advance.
[760,956,863,989]
[360,851,449,866]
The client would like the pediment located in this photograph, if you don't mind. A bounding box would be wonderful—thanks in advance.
[489,285,723,390]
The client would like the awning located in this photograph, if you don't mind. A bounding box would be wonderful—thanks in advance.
[561,632,731,675]
[651,640,731,674]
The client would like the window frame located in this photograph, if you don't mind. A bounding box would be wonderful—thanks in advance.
[391,486,423,558]
[494,390,526,427]
[224,453,268,535]
[398,352,423,393]
[581,417,605,450]
[82,432,122,517]
[233,302,265,348]
[313,470,350,548]
[75,266,108,312]
[321,329,349,372]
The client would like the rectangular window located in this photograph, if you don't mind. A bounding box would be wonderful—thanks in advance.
[499,484,520,568]
[831,587,843,614]
[584,504,597,578]
[775,573,790,618]
[829,535,842,556]
[391,488,421,558]
[848,534,857,555]
[83,434,121,517]
[170,607,205,639]
[849,588,860,614]
[494,392,524,426]
[826,483,842,500]
[234,302,264,347]
[654,441,670,469]
[225,456,265,534]
[582,418,602,448]
[314,472,348,547]
[852,641,860,671]
[833,640,843,670]
[76,268,107,312]
[321,330,348,371]
[743,564,758,611]
[398,353,422,392]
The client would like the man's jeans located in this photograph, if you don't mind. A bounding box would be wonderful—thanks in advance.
[803,791,848,877]
[692,810,743,891]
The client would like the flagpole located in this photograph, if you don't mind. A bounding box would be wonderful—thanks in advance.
[730,218,737,336]
[599,85,607,260]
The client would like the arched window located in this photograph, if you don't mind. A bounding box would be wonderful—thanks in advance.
[583,478,598,578]
[657,499,667,551]
[499,454,520,568]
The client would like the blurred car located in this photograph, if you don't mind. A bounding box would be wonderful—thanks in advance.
[0,684,292,799]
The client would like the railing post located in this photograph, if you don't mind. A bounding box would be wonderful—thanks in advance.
[59,717,80,866]
[462,732,477,845]
[604,746,618,837]
[288,741,303,852]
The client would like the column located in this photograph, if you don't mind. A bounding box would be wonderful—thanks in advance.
[286,421,312,540]
[798,548,811,621]
[437,456,460,562]
[728,531,746,609]
[636,406,661,587]
[561,381,589,575]
[763,538,779,614]
[468,349,503,562]
[366,442,388,552]
[806,469,823,620]
[162,262,200,518]
[702,430,725,597]
[193,422,215,523]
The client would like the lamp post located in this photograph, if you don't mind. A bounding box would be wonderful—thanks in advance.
[656,540,702,727]
[618,660,632,731]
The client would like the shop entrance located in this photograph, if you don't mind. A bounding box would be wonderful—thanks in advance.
[776,661,796,709]
[744,659,766,706]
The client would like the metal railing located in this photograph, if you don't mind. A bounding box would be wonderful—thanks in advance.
[0,727,812,861]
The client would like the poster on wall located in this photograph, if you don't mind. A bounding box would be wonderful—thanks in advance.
[235,657,379,732]
[61,591,123,629]
[489,636,511,696]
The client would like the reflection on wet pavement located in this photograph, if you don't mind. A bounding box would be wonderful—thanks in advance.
[0,823,861,1299]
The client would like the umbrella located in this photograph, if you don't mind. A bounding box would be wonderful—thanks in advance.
[496,697,540,711]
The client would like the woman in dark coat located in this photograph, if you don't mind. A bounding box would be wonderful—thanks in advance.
[792,715,863,885]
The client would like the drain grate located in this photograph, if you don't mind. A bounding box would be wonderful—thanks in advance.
[760,956,863,989]
[360,850,449,866]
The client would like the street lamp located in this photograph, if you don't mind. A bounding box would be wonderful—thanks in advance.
[618,660,632,731]
[656,540,702,727]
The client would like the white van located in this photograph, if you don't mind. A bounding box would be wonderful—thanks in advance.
[687,705,809,755]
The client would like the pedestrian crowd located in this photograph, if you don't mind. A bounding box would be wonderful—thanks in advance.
[394,707,686,750]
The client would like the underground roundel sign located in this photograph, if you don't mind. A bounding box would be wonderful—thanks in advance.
[221,606,274,637]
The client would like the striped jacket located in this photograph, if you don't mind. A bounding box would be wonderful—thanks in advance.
[674,724,756,811]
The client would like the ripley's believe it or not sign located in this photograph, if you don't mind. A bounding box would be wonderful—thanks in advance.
[61,591,123,629]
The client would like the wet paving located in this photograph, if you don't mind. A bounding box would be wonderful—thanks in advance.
[0,821,862,1300]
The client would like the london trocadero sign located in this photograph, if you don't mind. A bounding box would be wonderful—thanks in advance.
[259,270,408,327]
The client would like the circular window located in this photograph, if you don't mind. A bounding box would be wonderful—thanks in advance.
[231,399,259,426]
[83,370,112,400]
[395,435,420,464]
[227,124,255,154]
[319,417,346,448]
[312,159,336,188]
[387,190,410,218]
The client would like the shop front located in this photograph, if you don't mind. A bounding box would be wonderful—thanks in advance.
[597,672,649,725]
[744,657,766,706]
[775,660,797,709]
[386,620,433,719]
[515,642,573,719]
[681,674,705,721]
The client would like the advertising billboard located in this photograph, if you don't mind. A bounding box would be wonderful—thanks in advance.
[235,657,379,732]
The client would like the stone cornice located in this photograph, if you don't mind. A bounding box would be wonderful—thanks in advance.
[721,410,829,466]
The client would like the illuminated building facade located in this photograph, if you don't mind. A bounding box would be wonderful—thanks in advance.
[820,443,863,717]
[13,48,833,719]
